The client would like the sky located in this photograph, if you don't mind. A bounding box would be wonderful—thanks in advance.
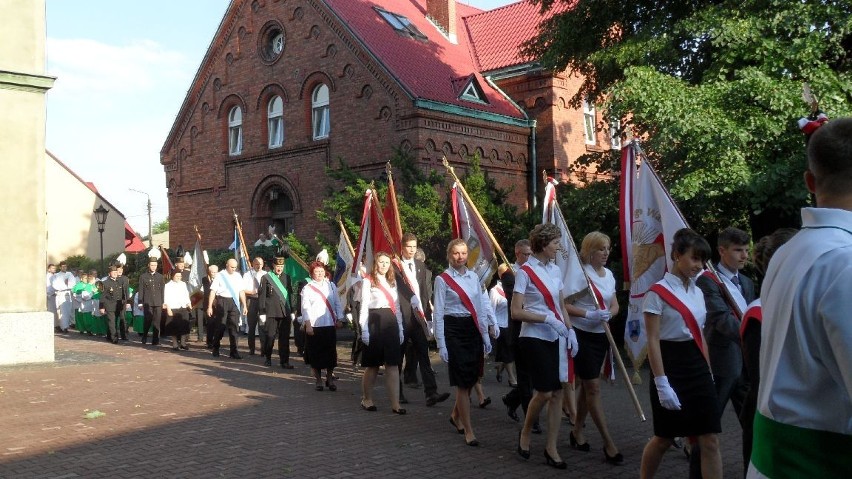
[45,0,517,238]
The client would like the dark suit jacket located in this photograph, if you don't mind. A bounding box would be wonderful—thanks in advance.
[257,272,293,318]
[99,277,123,312]
[696,266,756,378]
[138,271,165,306]
[116,275,131,302]
[396,259,432,335]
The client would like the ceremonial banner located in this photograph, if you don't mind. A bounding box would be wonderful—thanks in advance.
[285,256,309,285]
[230,226,249,274]
[351,189,375,282]
[451,182,497,286]
[187,239,206,308]
[382,167,403,254]
[333,229,354,301]
[159,245,174,276]
[542,177,590,297]
[621,143,688,371]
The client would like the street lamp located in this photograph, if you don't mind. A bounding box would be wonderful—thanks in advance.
[94,204,109,274]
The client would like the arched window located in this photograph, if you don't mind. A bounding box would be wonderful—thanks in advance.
[267,96,284,148]
[228,106,243,155]
[311,84,330,140]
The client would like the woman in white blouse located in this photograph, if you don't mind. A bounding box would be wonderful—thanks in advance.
[640,228,721,479]
[434,239,492,447]
[358,252,406,414]
[301,261,344,392]
[511,223,578,469]
[163,271,192,350]
[564,231,622,465]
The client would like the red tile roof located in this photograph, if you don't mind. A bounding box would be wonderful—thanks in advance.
[125,222,146,253]
[463,0,575,72]
[324,0,525,119]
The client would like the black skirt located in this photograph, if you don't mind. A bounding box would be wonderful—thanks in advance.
[361,308,401,367]
[444,315,483,389]
[304,325,337,370]
[651,340,721,438]
[161,308,192,336]
[518,337,562,392]
[574,329,609,381]
[494,326,514,364]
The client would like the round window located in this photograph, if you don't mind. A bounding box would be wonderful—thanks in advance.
[258,22,285,64]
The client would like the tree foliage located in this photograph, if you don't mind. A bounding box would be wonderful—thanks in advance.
[152,218,169,235]
[525,0,852,238]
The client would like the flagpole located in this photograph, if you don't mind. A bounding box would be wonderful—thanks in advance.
[336,215,356,257]
[232,211,251,265]
[370,188,402,259]
[385,162,403,245]
[634,147,743,319]
[441,156,512,267]
[547,189,646,421]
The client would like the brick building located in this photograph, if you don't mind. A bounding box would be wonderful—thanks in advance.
[161,0,619,250]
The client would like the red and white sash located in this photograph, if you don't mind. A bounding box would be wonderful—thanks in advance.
[307,282,338,322]
[438,272,480,331]
[521,264,574,382]
[367,275,396,315]
[648,283,708,364]
[740,302,762,338]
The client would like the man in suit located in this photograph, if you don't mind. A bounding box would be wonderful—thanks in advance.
[202,265,218,348]
[99,264,125,344]
[692,227,756,477]
[257,256,294,368]
[114,260,131,341]
[138,256,165,345]
[397,233,450,407]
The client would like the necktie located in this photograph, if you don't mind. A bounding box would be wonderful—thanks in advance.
[730,274,742,292]
[408,262,414,272]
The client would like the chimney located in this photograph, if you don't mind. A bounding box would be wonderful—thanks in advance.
[426,0,457,44]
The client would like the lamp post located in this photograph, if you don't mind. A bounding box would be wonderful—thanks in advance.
[94,204,110,274]
[129,188,153,247]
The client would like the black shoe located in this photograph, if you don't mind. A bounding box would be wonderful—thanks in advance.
[569,431,590,451]
[532,422,543,435]
[180,345,189,350]
[151,340,159,346]
[399,396,409,404]
[449,417,464,434]
[544,450,567,469]
[281,363,294,369]
[112,338,119,344]
[249,350,255,356]
[426,392,450,407]
[517,431,530,460]
[141,336,148,345]
[360,402,377,412]
[315,383,323,392]
[502,395,520,422]
[478,397,491,409]
[391,408,406,415]
[465,438,479,447]
[603,447,624,465]
[326,380,337,392]
[212,349,220,357]
[264,358,272,366]
[229,352,242,360]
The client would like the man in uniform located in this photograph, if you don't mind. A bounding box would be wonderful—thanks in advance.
[206,259,248,359]
[99,264,125,344]
[114,259,131,341]
[138,256,165,345]
[396,233,450,407]
[243,257,266,355]
[748,118,852,477]
[257,256,294,368]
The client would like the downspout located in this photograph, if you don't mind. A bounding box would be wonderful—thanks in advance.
[485,76,537,208]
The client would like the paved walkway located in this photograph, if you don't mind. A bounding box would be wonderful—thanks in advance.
[1,332,744,478]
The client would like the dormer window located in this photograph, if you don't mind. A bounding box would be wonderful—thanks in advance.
[459,77,488,105]
[375,7,427,41]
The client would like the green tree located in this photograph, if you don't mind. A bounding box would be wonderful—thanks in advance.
[152,218,169,235]
[525,0,852,239]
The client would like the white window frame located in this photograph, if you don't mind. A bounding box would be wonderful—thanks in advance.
[311,84,330,140]
[610,119,622,150]
[582,99,596,145]
[267,96,284,148]
[228,106,243,155]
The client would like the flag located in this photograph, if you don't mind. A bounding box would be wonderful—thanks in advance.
[231,226,249,274]
[382,167,403,254]
[187,238,206,308]
[333,229,354,300]
[159,245,174,277]
[285,256,309,285]
[621,142,688,372]
[351,189,374,281]
[542,177,590,298]
[451,182,497,286]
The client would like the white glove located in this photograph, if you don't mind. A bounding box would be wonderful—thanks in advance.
[259,314,267,325]
[426,320,434,336]
[361,333,370,346]
[654,375,682,410]
[439,347,449,363]
[585,309,612,322]
[399,328,405,345]
[482,335,492,355]
[566,328,579,357]
[544,315,570,337]
[345,312,353,324]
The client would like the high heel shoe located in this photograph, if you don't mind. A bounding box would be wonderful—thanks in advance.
[391,408,406,415]
[569,431,590,452]
[315,383,323,392]
[516,430,530,460]
[603,447,624,465]
[449,417,464,434]
[325,380,337,392]
[544,450,567,469]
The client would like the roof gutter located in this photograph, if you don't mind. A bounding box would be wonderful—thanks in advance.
[414,98,530,128]
[484,75,537,209]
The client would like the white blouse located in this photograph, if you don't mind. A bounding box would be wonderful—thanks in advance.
[301,280,343,327]
[513,256,564,342]
[164,281,191,310]
[358,274,404,327]
[489,281,509,329]
[642,272,706,342]
[570,264,616,334]
[433,267,489,349]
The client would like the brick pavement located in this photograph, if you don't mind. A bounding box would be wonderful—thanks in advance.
[0,332,744,478]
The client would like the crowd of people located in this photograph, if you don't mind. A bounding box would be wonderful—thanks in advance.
[46,117,852,477]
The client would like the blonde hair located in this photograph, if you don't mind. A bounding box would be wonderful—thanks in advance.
[446,238,468,263]
[579,231,610,265]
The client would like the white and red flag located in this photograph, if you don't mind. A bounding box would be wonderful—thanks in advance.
[382,166,403,255]
[542,177,590,298]
[187,237,207,309]
[620,142,688,373]
[450,182,497,286]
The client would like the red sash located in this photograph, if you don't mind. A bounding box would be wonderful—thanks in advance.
[438,272,480,331]
[520,264,563,322]
[588,281,606,309]
[307,283,337,322]
[648,283,708,363]
[494,284,506,298]
[739,304,762,338]
[367,275,396,315]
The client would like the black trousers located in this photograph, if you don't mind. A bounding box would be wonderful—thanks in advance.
[503,321,533,415]
[261,316,292,364]
[142,304,161,342]
[213,296,240,354]
[106,303,127,341]
[194,307,206,341]
[206,304,218,346]
[246,296,260,353]
[400,317,437,397]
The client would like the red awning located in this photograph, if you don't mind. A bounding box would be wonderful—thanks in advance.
[125,221,146,253]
